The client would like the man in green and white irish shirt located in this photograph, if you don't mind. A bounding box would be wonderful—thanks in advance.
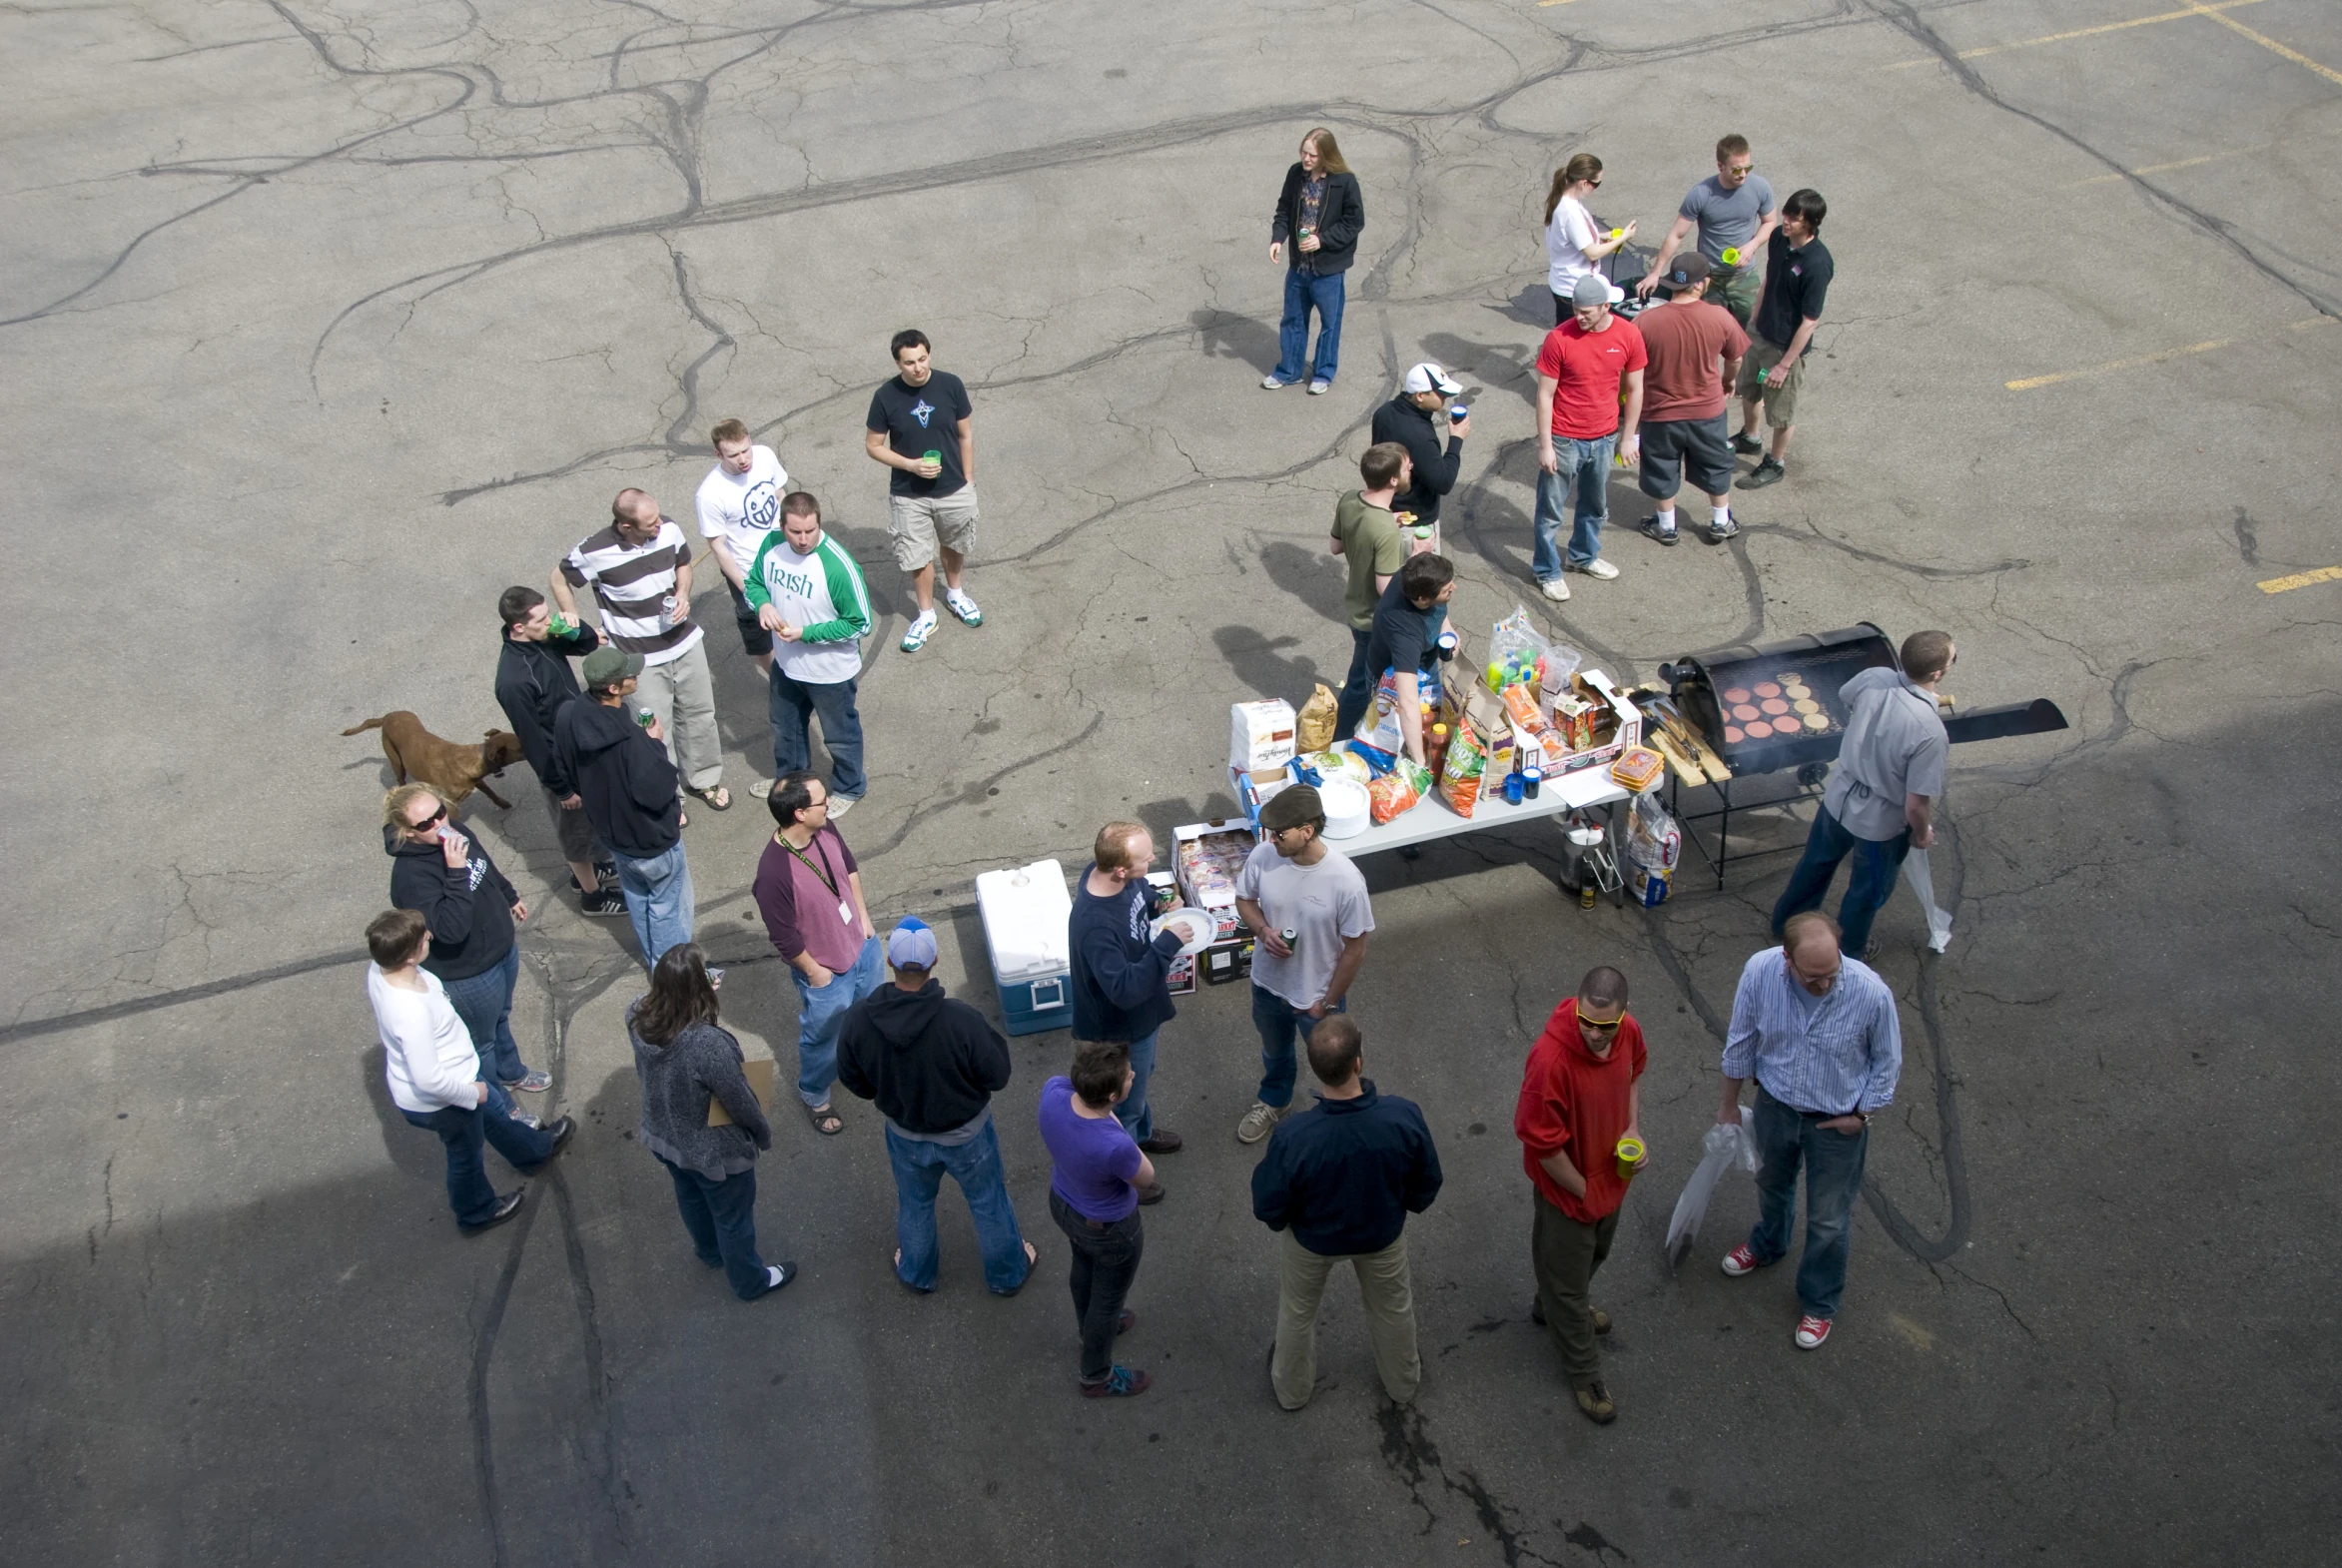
[745,493,875,816]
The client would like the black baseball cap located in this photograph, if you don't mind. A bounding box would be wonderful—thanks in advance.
[1662,253,1713,292]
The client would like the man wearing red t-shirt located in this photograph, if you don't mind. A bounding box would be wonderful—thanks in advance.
[1513,967,1645,1424]
[1532,275,1647,601]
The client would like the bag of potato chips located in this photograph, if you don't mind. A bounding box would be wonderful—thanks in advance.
[1437,716,1486,818]
[1368,756,1431,824]
[1294,683,1338,755]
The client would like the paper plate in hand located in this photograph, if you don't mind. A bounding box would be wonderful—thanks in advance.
[1150,907,1217,957]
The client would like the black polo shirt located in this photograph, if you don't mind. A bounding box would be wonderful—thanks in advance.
[1753,229,1834,349]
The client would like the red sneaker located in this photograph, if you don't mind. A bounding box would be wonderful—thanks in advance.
[1721,1243,1766,1277]
[1795,1314,1832,1350]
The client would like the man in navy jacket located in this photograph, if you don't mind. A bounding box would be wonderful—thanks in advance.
[1069,822,1187,1202]
[1251,1016,1442,1410]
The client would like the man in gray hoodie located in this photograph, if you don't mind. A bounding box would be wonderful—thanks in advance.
[838,918,1035,1295]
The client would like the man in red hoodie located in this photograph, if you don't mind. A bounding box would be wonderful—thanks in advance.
[1513,966,1645,1425]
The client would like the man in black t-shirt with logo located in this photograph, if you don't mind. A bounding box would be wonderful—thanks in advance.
[866,329,983,654]
[1733,188,1834,489]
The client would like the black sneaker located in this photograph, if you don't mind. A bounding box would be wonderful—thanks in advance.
[1706,510,1741,542]
[1636,515,1680,547]
[571,865,621,894]
[579,889,627,918]
[1730,429,1764,456]
[1738,457,1786,489]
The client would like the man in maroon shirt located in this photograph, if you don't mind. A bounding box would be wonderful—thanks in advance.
[1631,252,1749,547]
[1514,966,1645,1424]
[1531,275,1646,601]
[753,770,882,1136]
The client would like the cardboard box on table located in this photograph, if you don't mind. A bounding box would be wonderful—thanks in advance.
[1171,819,1258,986]
[1451,667,1642,781]
[1147,870,1197,997]
[975,859,1074,1036]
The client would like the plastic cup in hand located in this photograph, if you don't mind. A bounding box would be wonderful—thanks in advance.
[1615,1136,1646,1180]
[921,448,942,467]
[1449,402,1468,420]
[1721,247,1742,267]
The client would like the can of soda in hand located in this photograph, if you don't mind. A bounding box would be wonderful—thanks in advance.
[1279,927,1299,952]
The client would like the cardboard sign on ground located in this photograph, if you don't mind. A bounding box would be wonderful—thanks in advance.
[708,1057,776,1127]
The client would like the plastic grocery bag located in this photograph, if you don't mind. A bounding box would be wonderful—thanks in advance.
[1902,848,1953,953]
[1486,607,1582,692]
[1663,1120,1760,1271]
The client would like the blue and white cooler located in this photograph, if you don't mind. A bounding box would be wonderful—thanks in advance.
[975,859,1074,1036]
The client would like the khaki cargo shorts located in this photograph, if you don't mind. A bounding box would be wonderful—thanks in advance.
[887,486,980,571]
[1735,337,1804,427]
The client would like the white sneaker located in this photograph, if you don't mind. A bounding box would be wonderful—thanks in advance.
[1570,558,1621,580]
[1307,380,1331,395]
[826,794,861,820]
[944,587,984,627]
[900,609,938,652]
[1262,375,1294,390]
[1539,576,1572,602]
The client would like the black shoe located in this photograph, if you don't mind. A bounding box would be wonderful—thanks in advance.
[1138,1128,1183,1155]
[461,1188,526,1233]
[1531,1296,1545,1326]
[531,1117,576,1165]
[1705,509,1741,542]
[1730,429,1763,456]
[1636,515,1680,547]
[1738,457,1786,489]
[760,1261,798,1295]
[579,889,626,918]
[1136,1179,1167,1205]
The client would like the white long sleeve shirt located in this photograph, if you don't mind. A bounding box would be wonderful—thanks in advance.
[368,965,482,1114]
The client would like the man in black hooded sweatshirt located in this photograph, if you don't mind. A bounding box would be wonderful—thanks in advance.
[554,645,695,966]
[838,918,1035,1296]
[492,585,623,917]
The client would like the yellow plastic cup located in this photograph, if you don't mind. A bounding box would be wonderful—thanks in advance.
[1721,246,1742,267]
[1608,228,1623,241]
[1614,1136,1647,1180]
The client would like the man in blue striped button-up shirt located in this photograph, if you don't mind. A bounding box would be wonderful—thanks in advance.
[1716,911,1902,1351]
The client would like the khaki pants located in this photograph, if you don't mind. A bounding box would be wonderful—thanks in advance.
[1271,1229,1419,1410]
[634,638,724,792]
[1531,1190,1619,1388]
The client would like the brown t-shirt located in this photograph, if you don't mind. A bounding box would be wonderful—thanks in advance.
[1635,298,1750,423]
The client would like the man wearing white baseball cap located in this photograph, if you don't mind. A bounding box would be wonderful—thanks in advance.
[1371,364,1471,534]
[1531,274,1646,600]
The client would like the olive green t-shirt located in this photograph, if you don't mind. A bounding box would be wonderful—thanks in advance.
[1331,491,1407,632]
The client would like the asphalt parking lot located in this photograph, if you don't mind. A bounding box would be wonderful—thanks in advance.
[4,1,2339,1563]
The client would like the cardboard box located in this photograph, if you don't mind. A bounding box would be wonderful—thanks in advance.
[1228,700,1297,773]
[1230,765,1293,834]
[708,1057,776,1127]
[1547,670,1641,776]
[1172,820,1255,942]
[1166,951,1197,996]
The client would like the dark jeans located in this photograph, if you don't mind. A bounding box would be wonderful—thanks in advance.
[1335,626,1375,739]
[659,1156,772,1300]
[1531,1191,1619,1387]
[1747,1088,1870,1318]
[1113,1028,1160,1146]
[400,1081,553,1225]
[769,666,866,800]
[725,576,775,656]
[1771,802,1913,957]
[1050,1189,1144,1382]
[885,1120,1030,1294]
[1272,267,1346,385]
[1250,986,1346,1109]
[439,944,530,1087]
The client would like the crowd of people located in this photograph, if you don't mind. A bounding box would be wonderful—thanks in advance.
[360,126,1954,1421]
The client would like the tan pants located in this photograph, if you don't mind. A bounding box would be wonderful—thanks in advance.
[1270,1228,1419,1410]
[633,638,724,792]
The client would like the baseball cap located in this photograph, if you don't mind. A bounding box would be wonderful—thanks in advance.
[887,915,939,971]
[1572,274,1626,309]
[581,646,645,688]
[1401,363,1463,396]
[1259,783,1324,835]
[1661,253,1713,291]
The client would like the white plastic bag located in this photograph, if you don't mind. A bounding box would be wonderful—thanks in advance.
[1902,848,1953,953]
[1663,1120,1759,1270]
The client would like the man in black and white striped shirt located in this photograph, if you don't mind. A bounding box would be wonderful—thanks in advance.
[551,489,731,812]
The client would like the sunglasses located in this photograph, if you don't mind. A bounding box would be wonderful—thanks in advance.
[1724,164,1754,175]
[1579,1014,1624,1035]
[406,804,447,832]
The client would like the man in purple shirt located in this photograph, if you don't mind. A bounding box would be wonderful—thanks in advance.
[752,771,882,1136]
[1037,1041,1159,1397]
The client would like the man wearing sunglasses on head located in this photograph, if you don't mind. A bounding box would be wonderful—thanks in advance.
[1513,967,1645,1425]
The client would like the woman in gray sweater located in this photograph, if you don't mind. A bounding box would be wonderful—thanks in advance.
[630,944,797,1299]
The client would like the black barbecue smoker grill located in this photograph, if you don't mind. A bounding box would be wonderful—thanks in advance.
[1649,624,2069,888]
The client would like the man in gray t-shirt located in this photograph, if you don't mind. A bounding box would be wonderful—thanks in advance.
[1233,785,1375,1145]
[1638,134,1778,327]
[1772,632,1955,958]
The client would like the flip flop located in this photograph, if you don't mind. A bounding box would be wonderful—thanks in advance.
[688,784,731,810]
[803,1102,843,1137]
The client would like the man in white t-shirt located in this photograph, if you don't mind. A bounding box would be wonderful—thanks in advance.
[1232,785,1375,1145]
[743,492,874,813]
[695,417,790,677]
[364,908,571,1232]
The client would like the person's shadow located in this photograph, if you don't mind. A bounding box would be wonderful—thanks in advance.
[1195,308,1279,376]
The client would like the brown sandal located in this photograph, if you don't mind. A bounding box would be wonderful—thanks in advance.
[803,1102,843,1137]
[688,784,731,810]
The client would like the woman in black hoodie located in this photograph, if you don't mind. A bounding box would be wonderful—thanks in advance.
[1263,127,1364,394]
[630,944,796,1300]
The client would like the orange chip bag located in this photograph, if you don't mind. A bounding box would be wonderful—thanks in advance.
[1500,682,1544,732]
[1437,717,1487,819]
[1368,756,1432,824]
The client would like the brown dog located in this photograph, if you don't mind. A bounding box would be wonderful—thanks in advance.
[343,711,524,810]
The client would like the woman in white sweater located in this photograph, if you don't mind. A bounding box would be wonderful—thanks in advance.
[366,908,572,1232]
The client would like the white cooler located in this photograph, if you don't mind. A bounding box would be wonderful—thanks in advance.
[975,859,1074,1036]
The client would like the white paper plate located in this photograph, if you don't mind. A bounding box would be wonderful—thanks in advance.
[1150,907,1218,957]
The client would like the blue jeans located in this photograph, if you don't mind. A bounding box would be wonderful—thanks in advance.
[400,1081,554,1226]
[1250,986,1347,1109]
[613,842,694,966]
[792,934,884,1106]
[1746,1088,1870,1318]
[1532,433,1616,578]
[769,667,866,800]
[658,1156,773,1300]
[1334,626,1376,740]
[1770,803,1913,957]
[1272,267,1346,385]
[885,1119,1031,1294]
[439,944,530,1087]
[1113,1028,1161,1146]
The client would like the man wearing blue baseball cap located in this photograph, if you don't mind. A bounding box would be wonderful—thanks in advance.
[838,916,1036,1295]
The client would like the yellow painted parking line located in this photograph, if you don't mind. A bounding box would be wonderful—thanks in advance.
[1882,0,2264,69]
[2005,339,2230,391]
[1536,0,1579,7]
[2257,566,2342,594]
[2187,2,2342,86]
[2061,143,2272,188]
